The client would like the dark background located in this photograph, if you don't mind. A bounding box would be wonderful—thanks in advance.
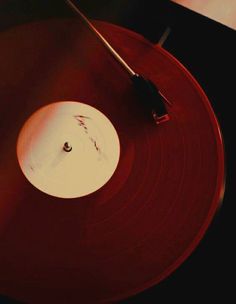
[0,0,235,302]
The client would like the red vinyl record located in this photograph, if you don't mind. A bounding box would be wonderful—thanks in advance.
[0,17,224,303]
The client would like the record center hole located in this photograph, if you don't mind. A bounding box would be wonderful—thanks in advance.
[63,142,72,152]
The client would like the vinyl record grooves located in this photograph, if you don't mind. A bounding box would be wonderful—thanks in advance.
[0,18,224,303]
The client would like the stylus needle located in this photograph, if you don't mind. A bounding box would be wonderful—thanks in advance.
[65,0,170,124]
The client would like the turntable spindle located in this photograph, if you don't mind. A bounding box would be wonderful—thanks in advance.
[63,142,72,152]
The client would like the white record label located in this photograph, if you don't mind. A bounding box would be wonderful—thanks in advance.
[16,101,120,199]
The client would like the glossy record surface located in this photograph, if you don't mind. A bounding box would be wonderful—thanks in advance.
[0,18,224,303]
